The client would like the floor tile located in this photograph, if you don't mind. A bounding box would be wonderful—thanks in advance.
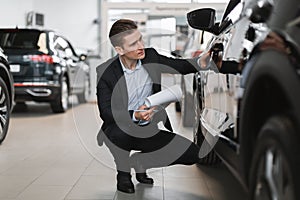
[65,175,116,200]
[163,177,212,200]
[0,175,36,199]
[114,184,163,200]
[199,165,247,200]
[16,185,72,200]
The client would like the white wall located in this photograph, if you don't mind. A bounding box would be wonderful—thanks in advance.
[0,0,99,54]
[0,0,33,27]
[0,0,100,101]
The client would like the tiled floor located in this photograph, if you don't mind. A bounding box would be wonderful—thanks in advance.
[0,73,246,200]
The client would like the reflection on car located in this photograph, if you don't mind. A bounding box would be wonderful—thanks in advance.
[188,0,300,199]
[0,46,14,144]
[0,28,90,113]
[172,23,214,127]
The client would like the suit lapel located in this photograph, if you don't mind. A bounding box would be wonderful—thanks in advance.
[142,55,161,94]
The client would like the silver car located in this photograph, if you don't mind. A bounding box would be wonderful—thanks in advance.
[190,0,300,199]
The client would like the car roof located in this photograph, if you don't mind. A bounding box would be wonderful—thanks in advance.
[0,28,54,34]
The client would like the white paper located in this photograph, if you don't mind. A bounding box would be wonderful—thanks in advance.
[145,85,182,108]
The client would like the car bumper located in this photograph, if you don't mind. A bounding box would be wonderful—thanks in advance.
[14,82,61,102]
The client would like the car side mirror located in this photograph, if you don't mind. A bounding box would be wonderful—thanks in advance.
[187,8,216,33]
[246,0,274,23]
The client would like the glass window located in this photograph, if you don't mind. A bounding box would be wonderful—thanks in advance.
[53,37,75,58]
[36,33,48,54]
[0,30,41,49]
[226,1,243,23]
[54,37,68,50]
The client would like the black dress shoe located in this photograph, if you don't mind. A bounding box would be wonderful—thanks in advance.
[117,180,135,193]
[136,173,154,184]
[117,172,135,193]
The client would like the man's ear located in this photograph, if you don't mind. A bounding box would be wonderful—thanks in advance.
[115,46,124,55]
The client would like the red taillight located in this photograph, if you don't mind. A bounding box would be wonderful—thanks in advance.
[29,55,54,64]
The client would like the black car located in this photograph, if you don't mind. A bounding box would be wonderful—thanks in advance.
[0,47,14,144]
[189,0,300,199]
[0,28,90,113]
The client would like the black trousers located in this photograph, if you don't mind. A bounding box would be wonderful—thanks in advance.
[102,109,200,173]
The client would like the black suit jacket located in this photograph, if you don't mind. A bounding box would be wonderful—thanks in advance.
[96,48,200,139]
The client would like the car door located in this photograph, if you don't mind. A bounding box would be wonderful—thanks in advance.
[200,0,245,149]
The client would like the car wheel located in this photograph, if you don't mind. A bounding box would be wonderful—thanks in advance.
[51,76,69,113]
[250,116,299,200]
[77,76,90,104]
[0,77,11,144]
[193,89,220,165]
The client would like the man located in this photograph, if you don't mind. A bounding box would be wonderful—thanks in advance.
[96,19,207,194]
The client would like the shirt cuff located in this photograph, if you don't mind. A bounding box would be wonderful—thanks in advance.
[132,111,139,122]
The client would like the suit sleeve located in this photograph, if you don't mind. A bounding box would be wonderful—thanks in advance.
[149,48,203,74]
[96,72,115,125]
[96,65,135,126]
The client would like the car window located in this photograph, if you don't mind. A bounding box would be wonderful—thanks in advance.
[0,30,41,50]
[226,2,243,24]
[221,0,241,22]
[53,37,66,58]
[181,28,214,58]
[218,0,244,32]
[53,36,76,59]
[37,32,48,54]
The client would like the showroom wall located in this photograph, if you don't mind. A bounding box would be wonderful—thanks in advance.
[0,0,100,101]
[0,0,99,55]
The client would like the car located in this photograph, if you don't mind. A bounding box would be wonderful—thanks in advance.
[0,28,90,113]
[172,28,214,127]
[0,46,14,144]
[189,0,300,199]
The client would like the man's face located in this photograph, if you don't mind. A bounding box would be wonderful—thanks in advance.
[116,29,145,60]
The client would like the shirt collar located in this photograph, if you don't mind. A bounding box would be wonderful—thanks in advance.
[119,58,142,74]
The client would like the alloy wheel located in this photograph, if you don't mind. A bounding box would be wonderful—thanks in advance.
[254,147,295,200]
[0,80,10,143]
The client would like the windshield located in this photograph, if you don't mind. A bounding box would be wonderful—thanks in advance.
[0,30,48,53]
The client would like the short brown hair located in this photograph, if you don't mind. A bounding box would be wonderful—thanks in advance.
[109,19,138,47]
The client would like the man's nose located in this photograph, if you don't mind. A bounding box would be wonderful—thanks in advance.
[137,40,144,49]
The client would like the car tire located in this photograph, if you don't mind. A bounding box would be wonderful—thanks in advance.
[195,130,221,165]
[0,77,11,144]
[193,89,220,165]
[249,116,299,200]
[77,76,90,104]
[51,76,69,113]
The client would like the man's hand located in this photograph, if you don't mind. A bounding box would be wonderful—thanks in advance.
[134,105,156,121]
[198,51,211,69]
